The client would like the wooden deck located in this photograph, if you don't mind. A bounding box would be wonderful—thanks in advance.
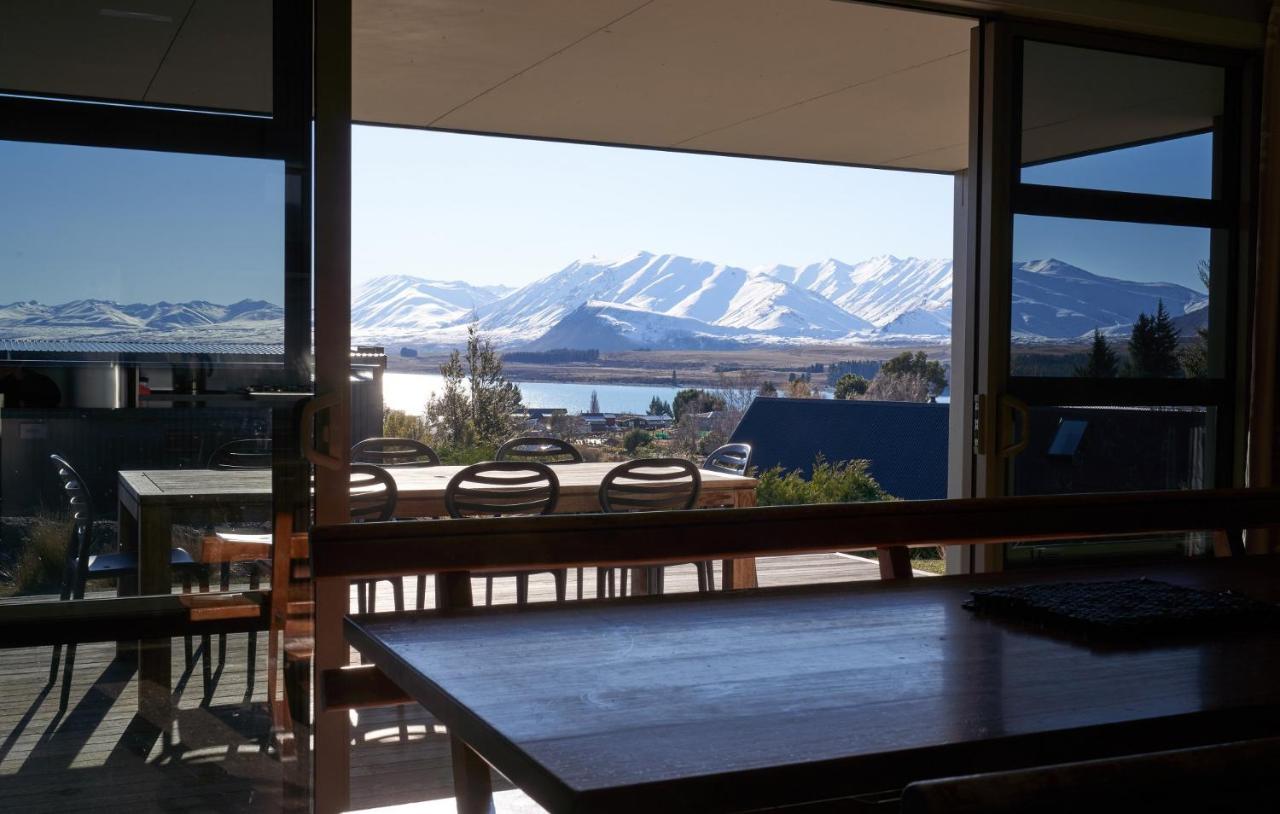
[0,554,911,813]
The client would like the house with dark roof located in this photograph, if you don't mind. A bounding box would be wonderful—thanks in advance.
[729,397,949,501]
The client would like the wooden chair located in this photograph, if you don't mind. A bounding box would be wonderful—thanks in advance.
[597,458,705,596]
[444,461,565,605]
[346,464,401,613]
[703,442,752,476]
[900,737,1280,813]
[351,437,440,467]
[47,454,200,710]
[496,436,583,464]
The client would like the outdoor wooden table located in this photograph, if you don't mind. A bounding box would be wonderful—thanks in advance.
[343,557,1280,813]
[115,462,758,710]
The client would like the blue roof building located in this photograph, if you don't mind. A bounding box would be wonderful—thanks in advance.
[729,397,949,500]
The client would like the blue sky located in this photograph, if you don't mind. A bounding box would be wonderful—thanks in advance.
[352,127,955,288]
[0,139,282,304]
[1,128,1212,304]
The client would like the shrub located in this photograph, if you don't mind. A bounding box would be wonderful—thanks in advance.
[755,456,894,506]
[7,516,71,595]
[623,429,653,455]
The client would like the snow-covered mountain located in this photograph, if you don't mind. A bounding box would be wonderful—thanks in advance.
[351,276,511,339]
[349,252,1207,349]
[763,255,953,328]
[0,298,283,342]
[473,252,871,340]
[1010,258,1205,339]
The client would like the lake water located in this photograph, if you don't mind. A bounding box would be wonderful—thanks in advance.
[383,372,685,415]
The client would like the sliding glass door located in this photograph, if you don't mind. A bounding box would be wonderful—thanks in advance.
[0,2,314,810]
[967,21,1256,569]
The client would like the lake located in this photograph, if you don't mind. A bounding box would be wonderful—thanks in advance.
[383,372,686,415]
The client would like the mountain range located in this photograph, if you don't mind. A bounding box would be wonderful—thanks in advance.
[0,298,283,342]
[350,252,1207,350]
[1,253,1208,350]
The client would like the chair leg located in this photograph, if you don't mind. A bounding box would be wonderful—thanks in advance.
[621,567,628,597]
[48,644,62,688]
[485,576,494,606]
[356,581,367,615]
[706,560,715,591]
[417,575,427,610]
[696,563,707,592]
[597,567,609,599]
[181,573,194,668]
[576,567,584,600]
[247,566,260,695]
[553,570,567,602]
[368,581,378,612]
[516,574,529,605]
[391,578,405,612]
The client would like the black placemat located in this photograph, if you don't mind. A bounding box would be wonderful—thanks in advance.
[962,578,1280,638]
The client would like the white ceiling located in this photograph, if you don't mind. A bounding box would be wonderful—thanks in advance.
[352,1,977,172]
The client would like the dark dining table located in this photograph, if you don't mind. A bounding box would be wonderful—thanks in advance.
[343,556,1280,813]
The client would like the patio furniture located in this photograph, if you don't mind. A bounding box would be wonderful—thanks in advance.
[496,436,586,596]
[444,461,565,605]
[318,517,1280,814]
[346,464,402,613]
[597,458,706,596]
[496,436,584,464]
[47,454,200,710]
[352,437,440,467]
[352,437,440,608]
[703,443,752,476]
[208,438,273,470]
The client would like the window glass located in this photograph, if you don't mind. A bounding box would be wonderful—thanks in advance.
[0,139,285,604]
[1009,215,1213,378]
[1020,40,1223,199]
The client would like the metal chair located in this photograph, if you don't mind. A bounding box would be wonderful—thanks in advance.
[48,454,200,710]
[496,437,585,595]
[496,436,583,464]
[348,464,402,613]
[703,443,752,476]
[208,438,273,470]
[352,437,440,467]
[597,458,706,596]
[444,461,564,605]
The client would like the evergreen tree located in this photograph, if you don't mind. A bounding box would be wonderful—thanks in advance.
[1074,329,1120,378]
[757,381,778,397]
[672,388,726,420]
[588,390,601,413]
[426,323,523,447]
[834,373,870,399]
[878,351,948,398]
[1128,300,1182,377]
[646,396,672,416]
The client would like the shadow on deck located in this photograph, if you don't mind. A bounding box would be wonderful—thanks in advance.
[0,554,904,813]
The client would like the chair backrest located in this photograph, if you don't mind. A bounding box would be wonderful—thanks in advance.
[444,461,560,519]
[350,464,398,523]
[49,454,94,597]
[351,437,440,467]
[703,443,752,476]
[496,436,583,464]
[599,458,702,513]
[208,438,272,470]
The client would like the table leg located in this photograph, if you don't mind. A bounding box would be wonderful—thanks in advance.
[722,489,760,590]
[450,736,496,814]
[137,505,175,730]
[116,493,141,660]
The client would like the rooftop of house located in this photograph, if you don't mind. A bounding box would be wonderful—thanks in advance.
[730,397,949,501]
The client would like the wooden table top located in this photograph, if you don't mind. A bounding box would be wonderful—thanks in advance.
[119,462,757,505]
[345,557,1280,813]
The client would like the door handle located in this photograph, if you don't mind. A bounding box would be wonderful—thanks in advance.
[300,392,343,471]
[997,394,1030,458]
